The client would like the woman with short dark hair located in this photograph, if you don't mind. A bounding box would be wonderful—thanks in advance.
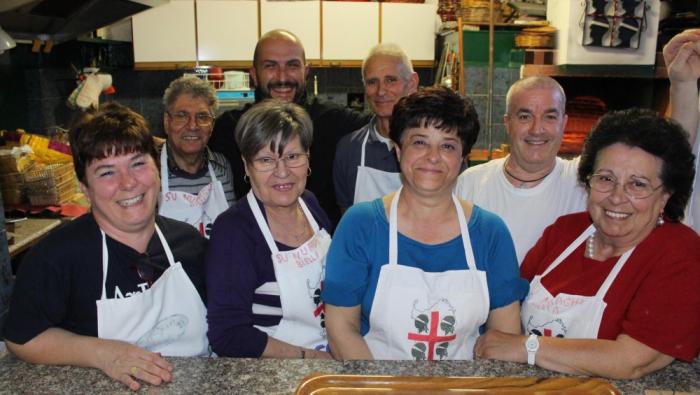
[324,87,527,361]
[3,103,209,391]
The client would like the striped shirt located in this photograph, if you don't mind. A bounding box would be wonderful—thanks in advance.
[160,145,236,205]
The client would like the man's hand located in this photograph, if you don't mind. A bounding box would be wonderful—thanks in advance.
[663,29,700,83]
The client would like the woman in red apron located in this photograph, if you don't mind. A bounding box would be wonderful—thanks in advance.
[323,87,528,360]
[4,103,209,391]
[475,109,700,379]
[206,100,333,359]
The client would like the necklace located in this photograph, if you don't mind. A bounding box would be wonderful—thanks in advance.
[586,230,596,259]
[269,205,308,243]
[503,159,554,188]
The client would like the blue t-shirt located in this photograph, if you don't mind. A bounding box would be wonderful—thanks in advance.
[322,198,528,336]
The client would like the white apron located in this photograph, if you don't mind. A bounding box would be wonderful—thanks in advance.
[96,225,209,357]
[364,187,490,360]
[247,191,330,351]
[521,224,634,339]
[353,126,402,205]
[158,143,228,238]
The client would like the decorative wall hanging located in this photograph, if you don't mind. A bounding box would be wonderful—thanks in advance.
[581,0,647,49]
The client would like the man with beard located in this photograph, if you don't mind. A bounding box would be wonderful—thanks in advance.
[209,29,370,224]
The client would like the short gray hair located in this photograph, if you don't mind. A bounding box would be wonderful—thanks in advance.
[162,75,218,114]
[362,43,414,81]
[505,76,566,115]
[235,100,313,162]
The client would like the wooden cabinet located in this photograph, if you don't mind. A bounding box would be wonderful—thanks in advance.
[132,0,197,64]
[322,2,378,63]
[132,0,436,68]
[196,0,258,63]
[260,0,321,60]
[381,2,437,62]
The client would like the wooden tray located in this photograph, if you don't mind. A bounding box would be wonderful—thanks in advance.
[295,374,621,394]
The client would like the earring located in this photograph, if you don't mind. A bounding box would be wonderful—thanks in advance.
[243,174,249,184]
[307,167,312,176]
[657,213,665,227]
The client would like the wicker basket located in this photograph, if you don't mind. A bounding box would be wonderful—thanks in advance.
[23,163,75,184]
[0,151,34,173]
[27,178,78,206]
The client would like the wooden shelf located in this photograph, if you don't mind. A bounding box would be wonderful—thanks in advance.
[521,64,668,79]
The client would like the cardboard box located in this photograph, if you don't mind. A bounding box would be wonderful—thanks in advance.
[546,0,660,66]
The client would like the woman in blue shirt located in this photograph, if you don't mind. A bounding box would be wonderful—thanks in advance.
[323,87,528,360]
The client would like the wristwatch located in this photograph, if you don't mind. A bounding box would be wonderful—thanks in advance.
[525,334,539,366]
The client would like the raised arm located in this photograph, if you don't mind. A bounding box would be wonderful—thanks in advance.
[6,328,172,391]
[663,29,700,144]
[325,305,373,360]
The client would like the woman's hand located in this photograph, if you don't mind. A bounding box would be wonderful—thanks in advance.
[473,329,527,363]
[94,339,173,391]
[6,328,173,392]
[302,348,334,360]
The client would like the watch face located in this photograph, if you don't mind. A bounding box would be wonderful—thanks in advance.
[526,336,539,351]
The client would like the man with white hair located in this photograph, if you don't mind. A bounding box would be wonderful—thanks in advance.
[455,76,587,263]
[333,43,418,211]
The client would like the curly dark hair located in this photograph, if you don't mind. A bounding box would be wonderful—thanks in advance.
[389,86,480,158]
[70,102,157,186]
[578,107,695,222]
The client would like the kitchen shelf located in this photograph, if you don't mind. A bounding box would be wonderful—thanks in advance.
[521,64,668,79]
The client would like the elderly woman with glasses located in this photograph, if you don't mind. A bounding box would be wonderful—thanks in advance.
[206,100,333,359]
[3,103,209,391]
[475,108,700,379]
[159,75,235,238]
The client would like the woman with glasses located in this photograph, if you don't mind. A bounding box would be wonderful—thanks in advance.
[3,103,209,391]
[475,108,700,378]
[206,100,333,359]
[159,75,235,239]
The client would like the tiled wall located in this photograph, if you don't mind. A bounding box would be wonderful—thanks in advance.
[463,66,520,151]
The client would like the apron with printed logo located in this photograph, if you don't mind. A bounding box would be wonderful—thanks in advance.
[247,191,330,350]
[96,224,209,356]
[159,143,228,238]
[353,127,402,205]
[521,224,634,339]
[364,186,490,360]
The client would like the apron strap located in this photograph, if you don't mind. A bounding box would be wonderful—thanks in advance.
[160,142,171,193]
[206,157,219,183]
[247,191,280,253]
[359,127,370,167]
[541,224,596,277]
[595,247,635,298]
[99,223,175,300]
[298,198,320,233]
[154,223,177,267]
[453,195,477,271]
[100,230,109,300]
[388,186,402,265]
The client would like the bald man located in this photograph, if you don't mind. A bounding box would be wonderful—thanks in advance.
[455,76,587,263]
[209,30,370,224]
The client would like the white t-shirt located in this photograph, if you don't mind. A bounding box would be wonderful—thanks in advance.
[686,130,700,234]
[454,156,587,264]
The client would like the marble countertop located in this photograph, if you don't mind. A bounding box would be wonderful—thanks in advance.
[0,353,697,394]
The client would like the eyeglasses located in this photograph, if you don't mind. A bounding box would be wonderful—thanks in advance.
[587,173,664,199]
[250,152,309,172]
[131,255,162,286]
[166,111,214,128]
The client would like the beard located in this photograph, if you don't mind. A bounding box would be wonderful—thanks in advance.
[254,80,307,105]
